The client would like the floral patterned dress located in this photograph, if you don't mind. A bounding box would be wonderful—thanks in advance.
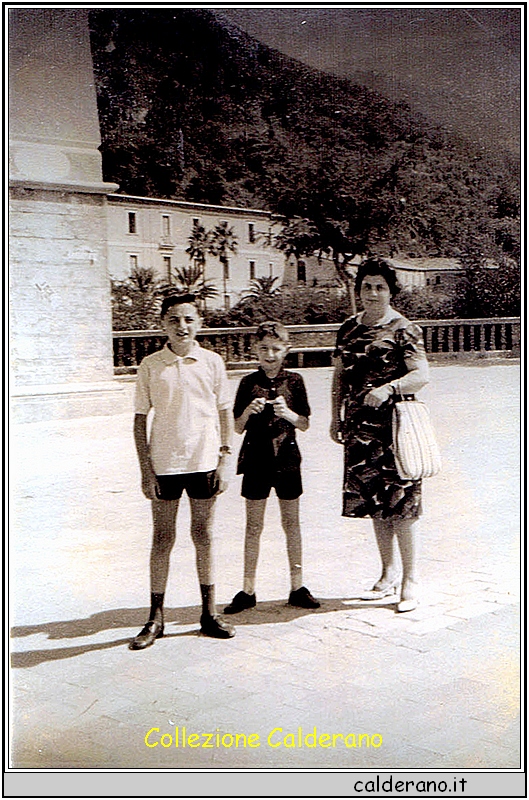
[334,310,427,519]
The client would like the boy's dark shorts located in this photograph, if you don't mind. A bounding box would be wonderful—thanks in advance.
[241,467,302,500]
[156,471,219,501]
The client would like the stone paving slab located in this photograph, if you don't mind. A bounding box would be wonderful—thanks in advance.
[9,364,520,769]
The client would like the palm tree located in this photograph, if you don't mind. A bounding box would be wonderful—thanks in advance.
[209,221,238,307]
[238,276,283,321]
[242,276,282,301]
[186,221,210,270]
[158,265,218,314]
[111,266,161,330]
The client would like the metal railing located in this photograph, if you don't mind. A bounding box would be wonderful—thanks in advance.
[113,317,520,373]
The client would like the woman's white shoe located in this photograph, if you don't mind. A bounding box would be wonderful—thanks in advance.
[397,580,419,613]
[360,578,401,601]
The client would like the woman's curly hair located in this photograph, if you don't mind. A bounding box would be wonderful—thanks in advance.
[354,257,401,297]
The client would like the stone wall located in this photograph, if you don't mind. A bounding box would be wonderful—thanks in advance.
[10,187,114,385]
[9,8,119,408]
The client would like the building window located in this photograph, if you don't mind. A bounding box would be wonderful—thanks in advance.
[426,278,430,286]
[129,254,138,272]
[193,218,199,227]
[162,215,170,238]
[248,223,255,243]
[297,260,306,283]
[224,294,231,310]
[128,212,136,234]
[163,256,172,281]
[435,275,441,285]
[249,261,256,281]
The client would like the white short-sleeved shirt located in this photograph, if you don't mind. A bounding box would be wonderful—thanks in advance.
[134,342,231,475]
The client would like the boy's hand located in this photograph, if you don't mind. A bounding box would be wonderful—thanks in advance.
[271,395,295,422]
[216,455,231,493]
[247,397,266,415]
[141,470,161,500]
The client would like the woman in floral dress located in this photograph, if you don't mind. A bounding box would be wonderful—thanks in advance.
[330,257,429,612]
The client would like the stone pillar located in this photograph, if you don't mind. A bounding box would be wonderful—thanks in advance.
[9,9,122,420]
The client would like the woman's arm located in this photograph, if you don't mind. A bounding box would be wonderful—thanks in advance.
[395,353,429,395]
[364,329,429,407]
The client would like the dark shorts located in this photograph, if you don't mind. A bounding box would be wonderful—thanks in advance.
[156,471,219,501]
[241,467,303,501]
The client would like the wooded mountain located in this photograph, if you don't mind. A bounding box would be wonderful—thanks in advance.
[89,8,519,267]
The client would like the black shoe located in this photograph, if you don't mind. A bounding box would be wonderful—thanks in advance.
[129,619,164,650]
[223,591,256,614]
[288,586,320,609]
[200,614,235,639]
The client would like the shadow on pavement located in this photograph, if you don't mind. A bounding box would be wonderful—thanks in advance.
[10,596,399,669]
[10,630,197,669]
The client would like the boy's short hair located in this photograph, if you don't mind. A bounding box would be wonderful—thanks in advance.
[161,293,198,319]
[255,320,290,343]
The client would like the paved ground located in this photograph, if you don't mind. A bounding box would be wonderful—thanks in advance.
[9,362,520,770]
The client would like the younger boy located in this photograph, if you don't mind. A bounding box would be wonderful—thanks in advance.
[130,293,235,650]
[224,321,320,614]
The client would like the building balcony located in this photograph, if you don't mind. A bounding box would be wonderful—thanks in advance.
[158,238,174,251]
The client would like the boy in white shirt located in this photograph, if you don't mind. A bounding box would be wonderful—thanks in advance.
[130,293,235,649]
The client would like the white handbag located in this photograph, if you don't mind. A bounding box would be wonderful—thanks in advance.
[392,398,441,481]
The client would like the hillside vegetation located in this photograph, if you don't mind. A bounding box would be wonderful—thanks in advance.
[90,9,519,317]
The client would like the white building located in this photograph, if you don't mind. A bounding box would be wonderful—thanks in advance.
[384,256,464,289]
[106,194,285,309]
[283,252,465,291]
[106,193,478,310]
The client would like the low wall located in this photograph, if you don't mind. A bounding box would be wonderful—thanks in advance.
[113,317,520,373]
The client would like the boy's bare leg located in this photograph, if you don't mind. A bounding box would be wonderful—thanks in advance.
[281,497,320,608]
[129,498,178,650]
[150,498,180,593]
[243,498,267,595]
[189,497,216,585]
[222,498,264,614]
[190,496,235,638]
[278,498,303,592]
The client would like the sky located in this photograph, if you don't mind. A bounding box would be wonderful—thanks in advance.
[217,7,521,155]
